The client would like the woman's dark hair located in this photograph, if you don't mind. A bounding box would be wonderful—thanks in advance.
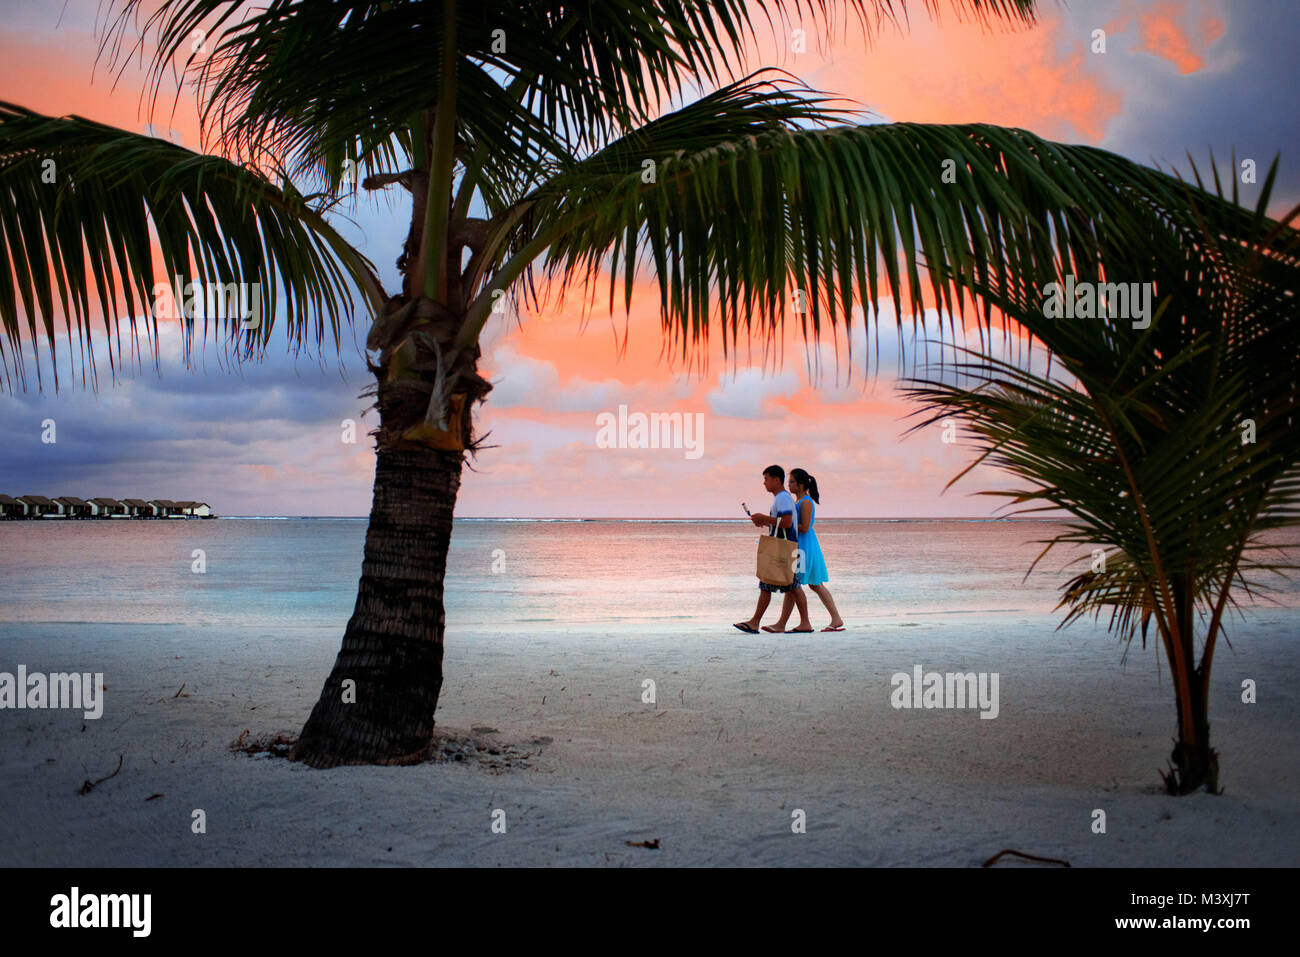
[790,468,820,503]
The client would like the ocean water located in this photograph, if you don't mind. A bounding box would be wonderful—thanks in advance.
[1,518,1296,634]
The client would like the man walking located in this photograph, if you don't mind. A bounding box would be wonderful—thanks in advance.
[734,465,813,634]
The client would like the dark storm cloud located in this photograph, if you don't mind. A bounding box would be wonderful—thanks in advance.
[0,322,377,495]
[1066,1,1300,212]
[0,187,412,501]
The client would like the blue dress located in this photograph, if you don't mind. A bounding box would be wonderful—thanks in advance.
[795,495,829,586]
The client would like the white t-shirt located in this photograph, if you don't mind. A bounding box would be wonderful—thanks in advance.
[769,490,796,542]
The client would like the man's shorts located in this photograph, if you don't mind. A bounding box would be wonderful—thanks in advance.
[759,575,804,594]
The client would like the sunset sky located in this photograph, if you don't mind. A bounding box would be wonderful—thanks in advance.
[1,0,1295,517]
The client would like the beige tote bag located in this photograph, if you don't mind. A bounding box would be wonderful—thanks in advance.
[756,513,797,586]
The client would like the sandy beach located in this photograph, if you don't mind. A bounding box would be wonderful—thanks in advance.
[3,611,1297,867]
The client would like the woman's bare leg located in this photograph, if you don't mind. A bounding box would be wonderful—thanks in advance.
[791,587,813,631]
[810,584,844,628]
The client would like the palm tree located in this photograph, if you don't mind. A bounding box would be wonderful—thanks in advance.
[0,0,1264,768]
[900,160,1300,794]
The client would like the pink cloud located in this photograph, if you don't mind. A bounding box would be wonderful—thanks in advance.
[1104,0,1225,75]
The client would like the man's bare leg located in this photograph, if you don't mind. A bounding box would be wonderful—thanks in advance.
[737,590,772,630]
[764,587,812,632]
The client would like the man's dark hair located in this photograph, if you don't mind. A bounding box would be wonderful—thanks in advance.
[763,464,785,483]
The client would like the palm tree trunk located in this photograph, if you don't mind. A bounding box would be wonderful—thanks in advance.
[1165,667,1219,794]
[292,438,462,769]
[1162,572,1220,794]
[291,116,489,767]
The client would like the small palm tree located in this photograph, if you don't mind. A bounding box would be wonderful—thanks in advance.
[0,0,1265,768]
[901,161,1300,793]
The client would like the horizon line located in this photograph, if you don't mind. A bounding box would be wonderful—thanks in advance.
[215,514,1061,521]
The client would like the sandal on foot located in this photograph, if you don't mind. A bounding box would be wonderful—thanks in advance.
[822,625,846,632]
[733,622,760,634]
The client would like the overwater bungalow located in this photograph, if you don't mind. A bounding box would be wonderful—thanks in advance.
[15,495,59,517]
[89,497,127,518]
[53,496,94,518]
[119,498,154,518]
[3,495,213,519]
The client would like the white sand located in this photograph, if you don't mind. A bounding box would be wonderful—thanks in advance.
[2,613,1298,866]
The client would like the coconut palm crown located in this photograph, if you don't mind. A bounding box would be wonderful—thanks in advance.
[901,159,1300,793]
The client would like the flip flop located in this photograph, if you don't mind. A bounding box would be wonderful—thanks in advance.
[733,623,760,634]
[761,625,784,633]
[787,627,814,633]
[822,625,846,632]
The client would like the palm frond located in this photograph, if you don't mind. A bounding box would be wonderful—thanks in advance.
[458,71,857,331]
[0,103,383,393]
[502,121,1242,371]
[98,1,1037,194]
[898,160,1300,639]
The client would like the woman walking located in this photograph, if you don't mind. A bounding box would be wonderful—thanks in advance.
[764,468,845,632]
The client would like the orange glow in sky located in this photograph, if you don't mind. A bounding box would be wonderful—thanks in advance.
[0,0,1265,517]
